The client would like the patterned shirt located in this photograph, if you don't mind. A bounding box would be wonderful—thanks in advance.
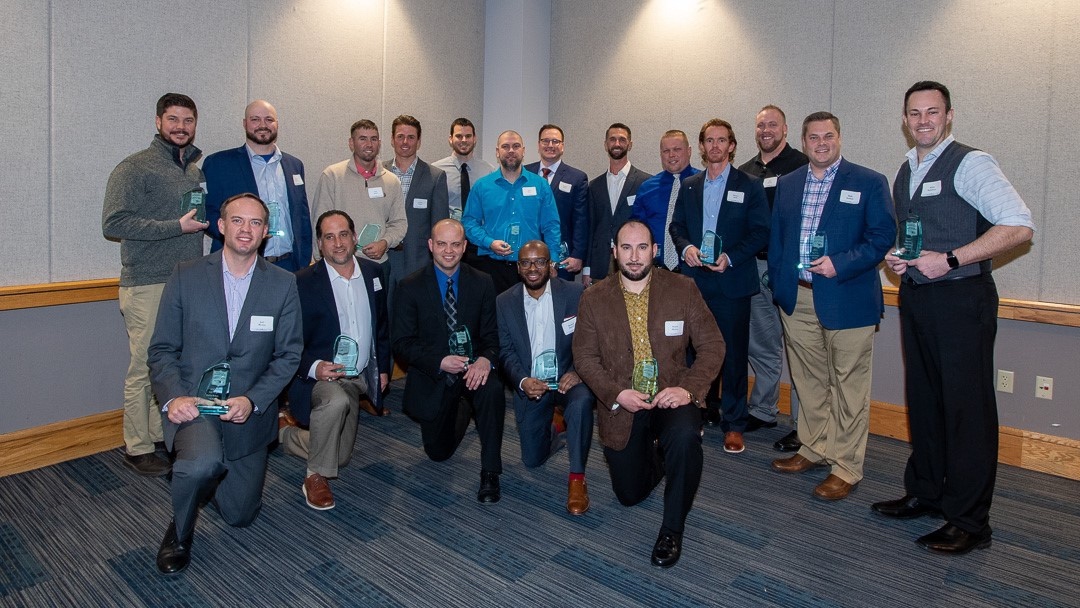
[388,158,417,200]
[798,157,841,281]
[621,276,653,362]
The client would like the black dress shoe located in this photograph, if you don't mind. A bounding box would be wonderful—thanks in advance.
[773,429,801,452]
[744,415,778,433]
[871,495,940,519]
[124,452,172,477]
[651,531,683,568]
[156,521,192,574]
[916,523,991,554]
[477,471,501,504]
[703,407,722,428]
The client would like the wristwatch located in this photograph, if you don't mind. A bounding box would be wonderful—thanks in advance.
[945,250,960,269]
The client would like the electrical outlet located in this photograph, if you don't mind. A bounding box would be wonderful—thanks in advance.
[997,370,1014,394]
[1036,376,1053,400]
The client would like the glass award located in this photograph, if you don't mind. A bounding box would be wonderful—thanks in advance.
[557,242,570,269]
[632,357,659,402]
[355,223,381,249]
[180,188,205,222]
[532,349,559,389]
[797,231,828,269]
[700,230,722,265]
[505,222,522,253]
[449,206,463,221]
[267,202,286,237]
[196,361,231,416]
[332,335,360,377]
[448,324,474,362]
[893,213,923,260]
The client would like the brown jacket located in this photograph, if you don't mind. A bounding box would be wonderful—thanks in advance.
[573,269,725,450]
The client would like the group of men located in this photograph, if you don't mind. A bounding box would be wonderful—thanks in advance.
[102,79,1033,576]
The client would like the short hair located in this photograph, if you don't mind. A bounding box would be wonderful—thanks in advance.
[220,192,269,222]
[801,111,841,138]
[698,118,738,163]
[391,114,422,139]
[538,124,564,140]
[614,219,654,247]
[661,129,690,147]
[758,104,787,124]
[606,122,632,140]
[156,93,197,120]
[316,210,356,239]
[350,119,379,136]
[904,80,952,113]
[450,117,475,136]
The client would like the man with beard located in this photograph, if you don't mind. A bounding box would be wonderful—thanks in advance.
[525,125,590,280]
[462,130,561,293]
[631,130,702,270]
[103,93,209,477]
[574,220,724,568]
[203,100,312,271]
[432,118,496,219]
[496,241,594,514]
[584,123,651,285]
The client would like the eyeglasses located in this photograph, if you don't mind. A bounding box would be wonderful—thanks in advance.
[539,138,563,146]
[517,258,550,269]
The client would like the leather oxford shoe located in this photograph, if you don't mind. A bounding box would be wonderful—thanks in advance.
[771,453,826,473]
[477,471,501,503]
[773,430,801,452]
[744,415,777,433]
[916,523,991,554]
[566,478,589,515]
[651,531,683,568]
[156,521,192,575]
[303,473,335,510]
[813,474,855,500]
[125,452,171,477]
[723,431,745,454]
[872,495,939,519]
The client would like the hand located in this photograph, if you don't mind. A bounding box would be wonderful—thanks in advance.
[684,246,702,267]
[652,387,692,409]
[582,274,593,287]
[220,396,253,424]
[462,356,492,391]
[521,377,549,400]
[179,209,209,234]
[167,396,202,424]
[315,360,346,382]
[700,253,730,273]
[440,355,470,375]
[561,257,583,273]
[361,239,389,260]
[379,372,389,393]
[614,389,654,413]
[884,251,909,275]
[808,255,836,278]
[905,251,952,280]
[557,370,582,394]
[490,240,513,256]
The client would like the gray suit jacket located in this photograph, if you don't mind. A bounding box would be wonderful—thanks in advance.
[383,158,450,277]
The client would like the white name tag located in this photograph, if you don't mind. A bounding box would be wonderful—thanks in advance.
[522,186,538,197]
[562,316,576,335]
[199,182,207,192]
[665,320,684,336]
[373,277,382,291]
[292,174,304,186]
[250,316,274,332]
[558,181,572,193]
[921,180,942,197]
[368,187,384,198]
[727,190,745,203]
[413,198,428,209]
[763,176,778,188]
[839,190,861,204]
[627,195,637,206]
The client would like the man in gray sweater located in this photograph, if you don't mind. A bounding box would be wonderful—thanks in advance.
[102,93,210,476]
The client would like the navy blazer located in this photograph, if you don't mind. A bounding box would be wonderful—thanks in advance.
[525,162,590,263]
[382,158,450,277]
[670,166,771,299]
[586,165,651,281]
[768,159,897,330]
[203,146,313,271]
[287,257,392,426]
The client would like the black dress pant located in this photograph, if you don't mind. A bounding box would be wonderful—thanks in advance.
[419,374,506,474]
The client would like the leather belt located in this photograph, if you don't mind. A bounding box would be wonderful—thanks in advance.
[797,279,813,289]
[265,252,292,263]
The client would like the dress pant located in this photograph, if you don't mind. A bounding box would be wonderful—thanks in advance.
[747,258,784,423]
[119,283,166,456]
[281,376,368,478]
[514,383,593,473]
[702,290,751,433]
[420,374,506,473]
[466,255,521,295]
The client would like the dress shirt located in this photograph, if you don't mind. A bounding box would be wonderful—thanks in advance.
[702,164,730,237]
[538,160,562,183]
[798,158,841,282]
[435,265,461,304]
[606,163,630,213]
[632,165,702,262]
[247,145,292,258]
[388,158,417,200]
[461,170,562,261]
[222,257,256,341]
[433,155,496,213]
[523,281,556,365]
[308,260,373,379]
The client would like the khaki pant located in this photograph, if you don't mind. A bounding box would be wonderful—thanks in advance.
[281,376,368,478]
[118,283,165,456]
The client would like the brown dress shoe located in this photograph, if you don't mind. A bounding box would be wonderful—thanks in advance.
[567,478,590,515]
[771,453,825,473]
[723,431,745,454]
[279,410,299,431]
[813,474,855,500]
[303,473,335,510]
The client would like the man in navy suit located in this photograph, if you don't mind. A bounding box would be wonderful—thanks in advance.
[768,112,896,501]
[202,100,312,271]
[280,210,391,511]
[525,124,590,280]
[497,241,595,514]
[148,193,303,574]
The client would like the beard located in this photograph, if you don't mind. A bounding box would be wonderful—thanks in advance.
[607,146,627,160]
[500,155,522,171]
[757,137,781,154]
[246,128,278,146]
[619,260,652,282]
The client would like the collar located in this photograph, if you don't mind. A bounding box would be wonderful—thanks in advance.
[524,279,553,303]
[608,162,631,178]
[906,134,955,169]
[246,144,281,163]
[325,258,361,281]
[539,160,562,175]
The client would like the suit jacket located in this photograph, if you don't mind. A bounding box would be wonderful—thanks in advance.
[586,165,651,281]
[203,146,313,271]
[287,257,392,426]
[525,162,590,263]
[572,270,725,450]
[382,158,450,277]
[392,264,500,421]
[670,166,771,299]
[148,251,303,459]
[768,159,896,329]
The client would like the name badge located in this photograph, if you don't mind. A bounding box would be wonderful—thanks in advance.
[627,195,637,206]
[413,198,428,209]
[250,316,274,332]
[727,190,745,203]
[199,182,207,192]
[558,181,572,193]
[292,174,304,186]
[562,316,577,335]
[839,190,861,204]
[373,277,382,291]
[921,180,942,197]
[368,187,384,198]
[664,320,684,336]
[763,176,778,188]
[522,186,537,197]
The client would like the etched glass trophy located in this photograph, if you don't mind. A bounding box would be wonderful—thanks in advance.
[893,213,923,260]
[532,349,559,389]
[267,202,286,237]
[700,230,721,265]
[355,223,381,249]
[557,242,570,269]
[797,231,828,269]
[505,222,522,253]
[449,206,463,221]
[332,335,360,377]
[180,188,205,222]
[632,357,659,403]
[448,324,474,362]
[196,361,231,416]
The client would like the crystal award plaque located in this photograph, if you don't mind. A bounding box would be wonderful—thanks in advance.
[632,357,659,402]
[449,207,463,221]
[332,335,360,377]
[448,324,474,362]
[196,361,231,416]
[355,223,381,249]
[893,213,923,260]
[267,202,286,237]
[557,242,570,269]
[532,349,559,389]
[797,232,828,269]
[181,188,206,222]
[505,222,522,253]
[700,230,722,265]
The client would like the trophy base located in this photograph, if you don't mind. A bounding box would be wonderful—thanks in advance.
[892,248,920,261]
[197,402,229,416]
[544,381,559,390]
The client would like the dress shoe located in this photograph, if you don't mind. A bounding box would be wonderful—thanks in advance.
[744,415,777,433]
[650,530,683,568]
[477,471,501,504]
[916,523,991,554]
[773,429,801,452]
[771,453,825,473]
[359,398,389,417]
[703,406,722,427]
[871,495,940,519]
[279,410,299,431]
[302,473,335,510]
[156,521,192,574]
[723,431,745,454]
[813,474,855,500]
[566,478,590,515]
[124,452,171,477]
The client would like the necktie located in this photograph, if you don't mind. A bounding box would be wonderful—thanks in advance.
[460,164,471,211]
[663,174,681,270]
[542,167,552,181]
[445,277,457,332]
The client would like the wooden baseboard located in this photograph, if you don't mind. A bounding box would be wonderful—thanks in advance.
[0,409,122,477]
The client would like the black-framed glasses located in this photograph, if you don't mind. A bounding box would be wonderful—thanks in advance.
[517,258,550,269]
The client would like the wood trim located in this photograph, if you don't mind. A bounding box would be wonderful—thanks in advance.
[882,286,1080,327]
[0,279,120,311]
[0,409,123,477]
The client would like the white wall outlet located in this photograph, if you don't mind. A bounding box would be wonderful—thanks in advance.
[1036,376,1053,400]
[997,370,1014,394]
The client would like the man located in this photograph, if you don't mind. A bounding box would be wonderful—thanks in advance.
[574,220,724,568]
[432,118,496,220]
[768,112,896,501]
[280,210,392,510]
[202,100,312,271]
[461,130,562,294]
[631,130,701,270]
[147,194,302,574]
[497,241,594,514]
[525,124,590,280]
[670,119,770,454]
[102,93,209,477]
[383,115,450,306]
[738,105,810,452]
[393,219,505,503]
[311,119,407,282]
[585,123,651,285]
[872,81,1034,554]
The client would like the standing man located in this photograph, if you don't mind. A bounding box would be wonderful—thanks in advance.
[631,130,701,270]
[873,81,1034,554]
[670,119,770,454]
[432,118,496,220]
[497,241,595,515]
[148,194,302,574]
[738,105,810,451]
[280,210,392,511]
[584,123,651,285]
[768,112,896,501]
[525,124,590,280]
[574,220,724,568]
[102,92,209,477]
[461,130,562,294]
[311,119,407,282]
[393,219,505,503]
[202,100,312,271]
